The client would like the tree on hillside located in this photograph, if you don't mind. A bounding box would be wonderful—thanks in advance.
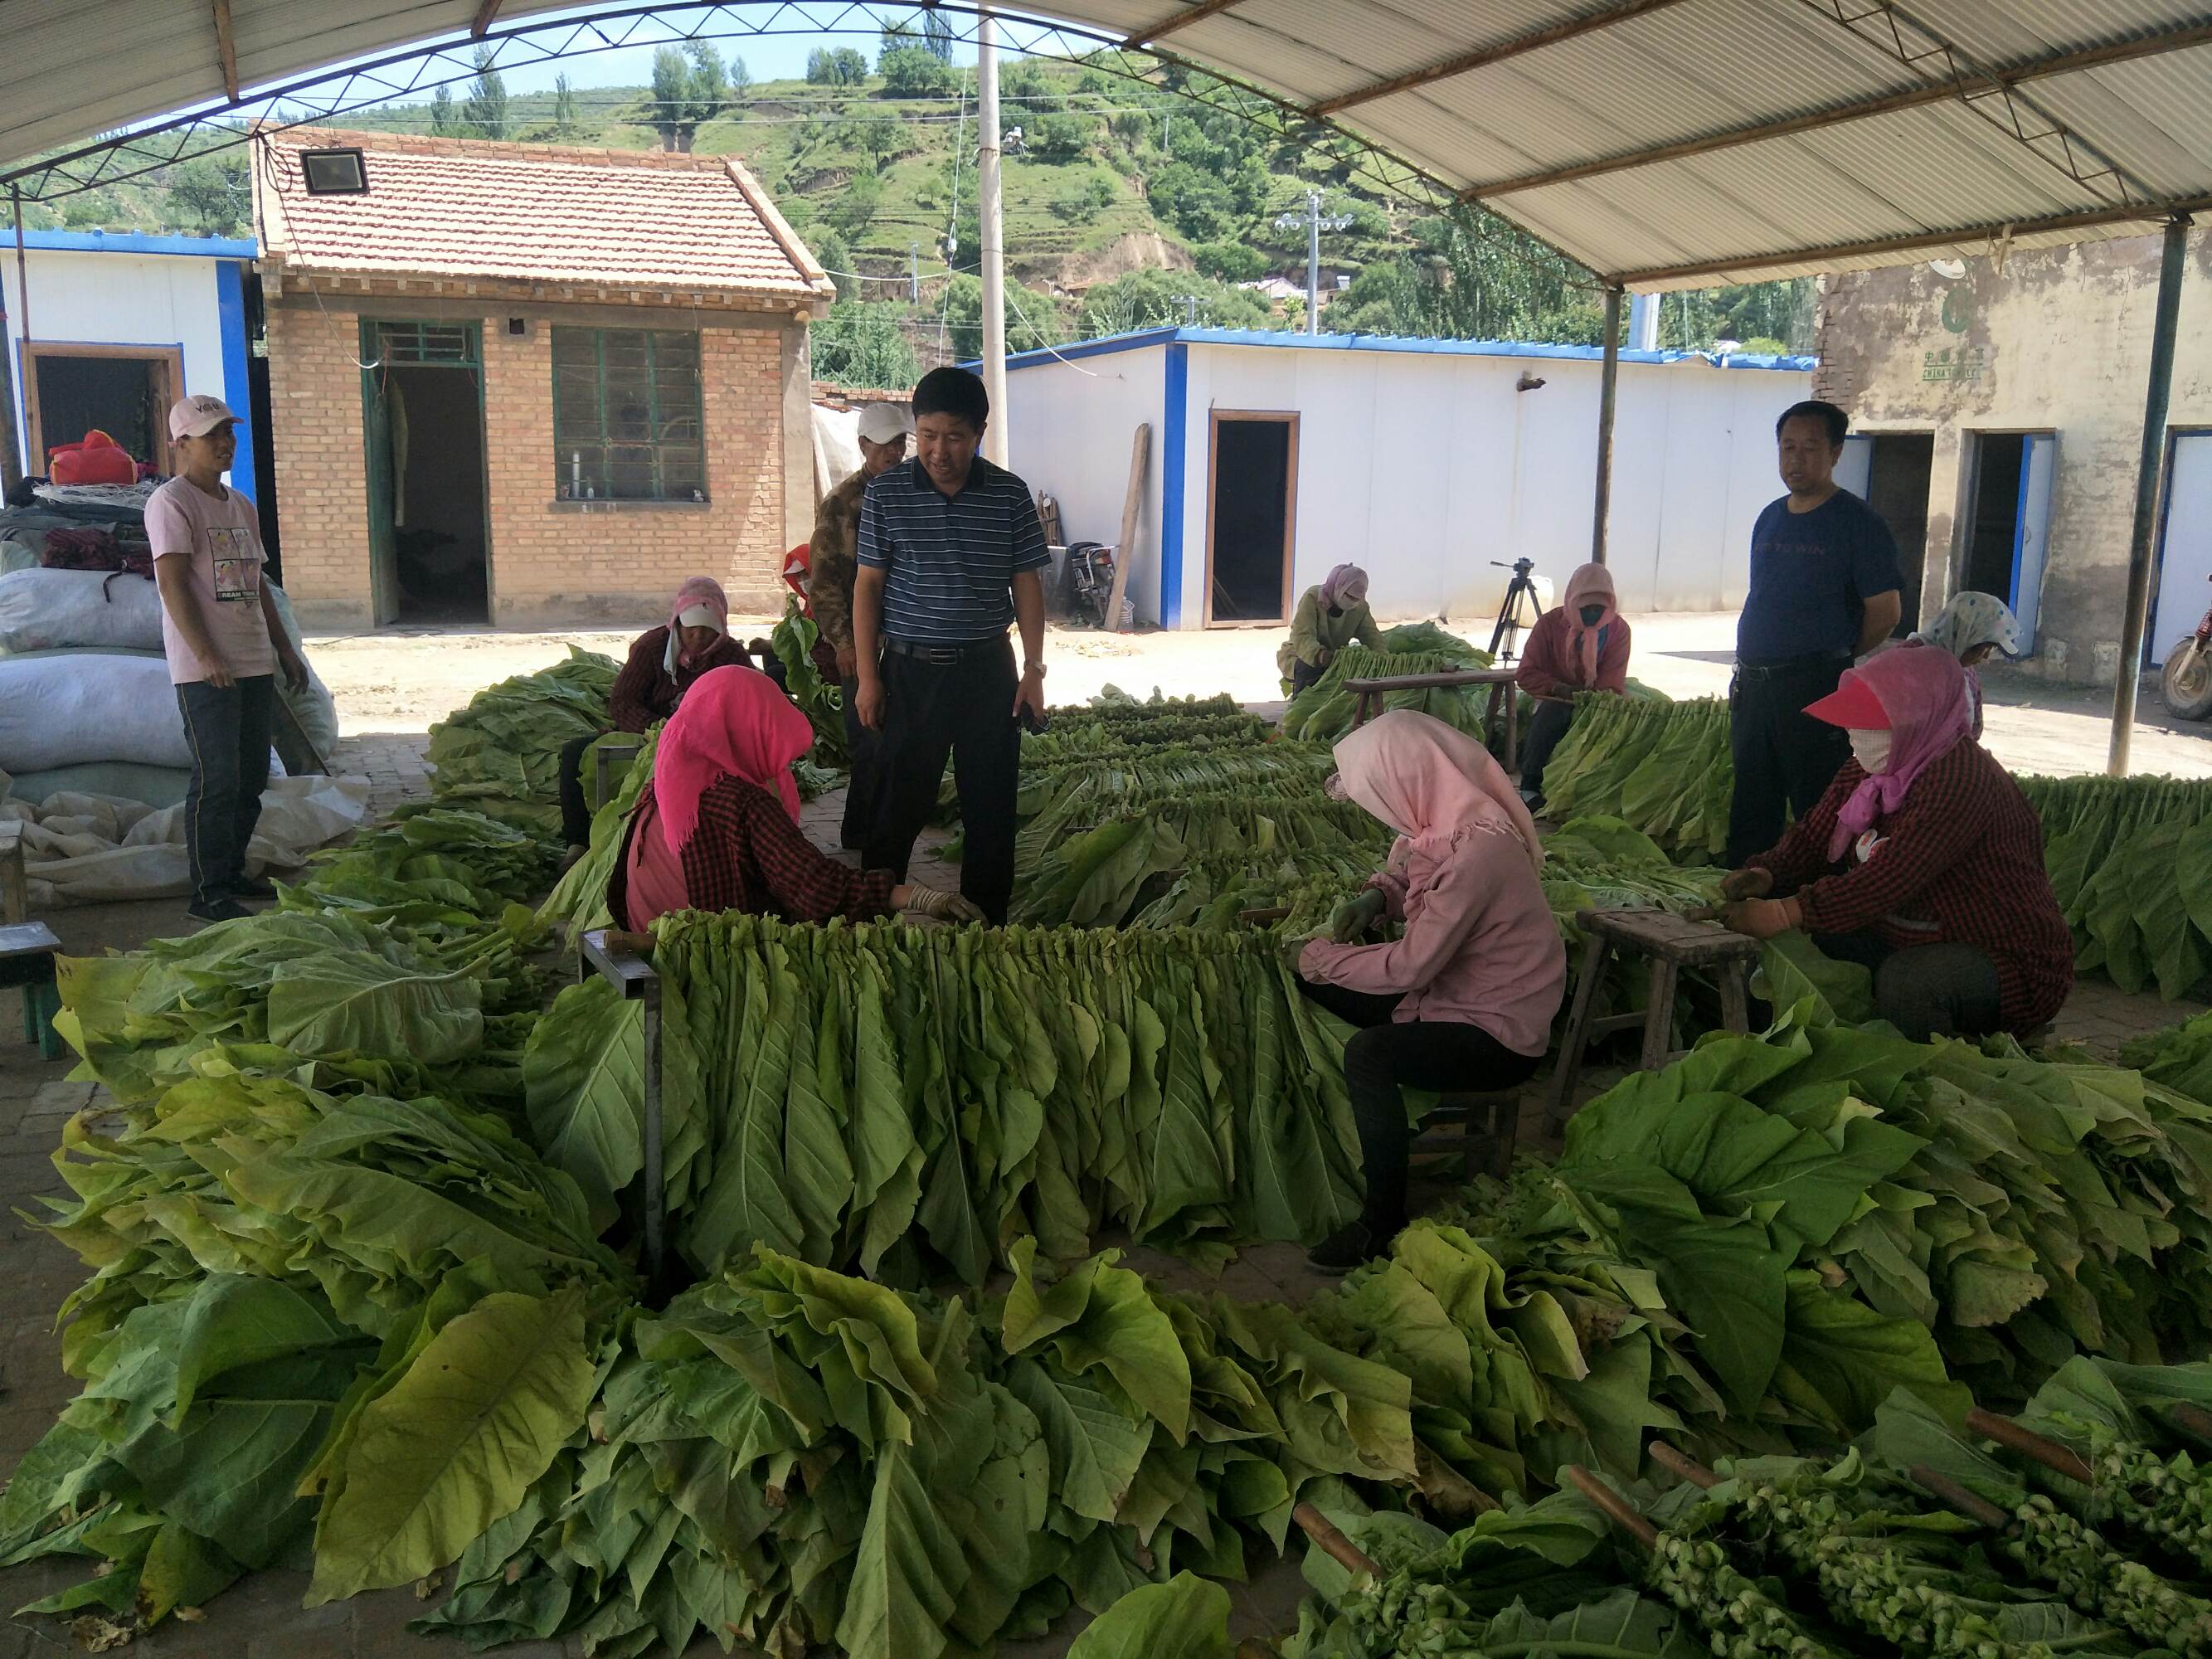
[168,152,246,236]
[552,72,578,139]
[649,41,727,151]
[807,46,868,86]
[428,84,459,137]
[727,53,753,101]
[812,300,921,390]
[809,227,856,300]
[841,112,902,173]
[1029,112,1091,162]
[1077,268,1271,337]
[824,171,882,241]
[923,12,956,62]
[878,22,920,63]
[879,46,956,99]
[942,273,1066,356]
[459,46,509,139]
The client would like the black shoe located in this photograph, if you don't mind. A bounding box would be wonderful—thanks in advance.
[228,874,277,898]
[1306,1223,1378,1274]
[187,897,254,925]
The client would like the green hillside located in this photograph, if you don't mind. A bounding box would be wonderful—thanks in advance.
[17,40,1812,382]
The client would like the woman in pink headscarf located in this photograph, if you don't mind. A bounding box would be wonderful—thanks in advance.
[1514,562,1631,807]
[1279,562,1383,693]
[1295,709,1568,1271]
[1719,645,2071,1039]
[608,665,978,931]
[559,577,757,860]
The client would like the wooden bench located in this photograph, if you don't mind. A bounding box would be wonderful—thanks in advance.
[1545,907,1761,1134]
[1344,669,1524,772]
[1410,1088,1524,1182]
[0,829,61,1058]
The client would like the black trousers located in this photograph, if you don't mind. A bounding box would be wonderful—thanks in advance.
[1814,931,2003,1043]
[557,731,598,849]
[839,674,882,850]
[1296,976,1540,1236]
[1290,657,1326,693]
[1518,698,1574,798]
[176,675,275,910]
[1725,656,1851,867]
[863,638,1020,924]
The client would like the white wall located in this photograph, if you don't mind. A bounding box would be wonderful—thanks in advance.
[0,248,230,469]
[1174,342,1808,626]
[996,348,1165,622]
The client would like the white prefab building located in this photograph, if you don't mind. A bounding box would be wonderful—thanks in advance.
[991,327,1814,630]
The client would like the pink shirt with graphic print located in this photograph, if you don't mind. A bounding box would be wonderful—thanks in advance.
[147,475,276,686]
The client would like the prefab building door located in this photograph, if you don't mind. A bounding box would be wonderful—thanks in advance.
[1203,411,1298,625]
[359,319,489,625]
[2149,433,2212,667]
[1961,431,2056,651]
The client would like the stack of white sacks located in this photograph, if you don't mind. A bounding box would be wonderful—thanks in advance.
[0,567,364,905]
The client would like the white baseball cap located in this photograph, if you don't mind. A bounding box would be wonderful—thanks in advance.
[168,395,238,440]
[856,403,912,445]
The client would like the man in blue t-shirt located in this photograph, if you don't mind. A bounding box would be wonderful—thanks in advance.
[1724,400,1903,866]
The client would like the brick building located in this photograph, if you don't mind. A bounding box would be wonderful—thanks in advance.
[1812,229,2212,686]
[251,127,833,629]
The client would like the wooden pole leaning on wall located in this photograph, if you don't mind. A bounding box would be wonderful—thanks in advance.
[2110,213,2192,776]
[0,184,27,491]
[1592,284,1623,565]
[1106,422,1150,632]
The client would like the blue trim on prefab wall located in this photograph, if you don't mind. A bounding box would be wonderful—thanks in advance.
[1160,342,1189,630]
[14,229,258,259]
[214,260,261,504]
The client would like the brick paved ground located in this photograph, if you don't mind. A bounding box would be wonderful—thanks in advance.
[0,758,2199,1657]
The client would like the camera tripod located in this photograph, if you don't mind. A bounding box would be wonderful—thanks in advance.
[1488,558,1545,665]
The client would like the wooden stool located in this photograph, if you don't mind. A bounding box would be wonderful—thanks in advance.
[1409,1089,1523,1183]
[1346,669,1522,771]
[1,922,63,1060]
[1545,907,1760,1133]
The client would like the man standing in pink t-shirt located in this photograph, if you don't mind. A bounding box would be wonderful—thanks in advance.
[149,395,309,925]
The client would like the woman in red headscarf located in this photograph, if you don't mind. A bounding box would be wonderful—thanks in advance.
[607,664,979,931]
[1513,562,1631,808]
[559,577,755,859]
[1719,645,2072,1039]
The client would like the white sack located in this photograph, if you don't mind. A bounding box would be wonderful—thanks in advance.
[0,654,191,770]
[0,773,370,907]
[0,568,163,653]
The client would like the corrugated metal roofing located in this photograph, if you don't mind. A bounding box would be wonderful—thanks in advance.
[975,323,1817,370]
[0,1,2208,289]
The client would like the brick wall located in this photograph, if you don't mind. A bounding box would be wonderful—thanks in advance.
[265,303,374,625]
[268,294,797,629]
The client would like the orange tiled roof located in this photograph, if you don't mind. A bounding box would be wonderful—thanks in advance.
[254,127,830,302]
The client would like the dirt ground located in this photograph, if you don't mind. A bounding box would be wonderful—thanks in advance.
[309,612,2212,781]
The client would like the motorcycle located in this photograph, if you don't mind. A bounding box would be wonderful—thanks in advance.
[1062,541,1125,630]
[2161,571,2212,721]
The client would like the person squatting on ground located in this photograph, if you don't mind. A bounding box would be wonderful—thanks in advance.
[556,576,751,863]
[1293,710,1567,1273]
[1719,645,2073,1042]
[149,394,309,926]
[851,367,1050,927]
[606,664,978,932]
[1279,563,1383,693]
[1513,560,1631,807]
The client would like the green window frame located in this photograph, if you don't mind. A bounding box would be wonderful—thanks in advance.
[551,327,707,503]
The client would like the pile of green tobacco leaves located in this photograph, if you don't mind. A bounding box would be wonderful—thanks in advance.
[423,647,619,839]
[1280,628,1497,745]
[2017,773,2212,1000]
[1538,693,1728,863]
[768,598,847,766]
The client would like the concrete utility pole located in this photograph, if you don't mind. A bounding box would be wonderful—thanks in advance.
[909,243,920,303]
[1275,191,1354,337]
[1628,291,1660,351]
[1592,285,1623,565]
[976,7,1009,466]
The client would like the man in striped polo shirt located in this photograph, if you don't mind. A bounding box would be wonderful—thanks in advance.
[853,366,1049,924]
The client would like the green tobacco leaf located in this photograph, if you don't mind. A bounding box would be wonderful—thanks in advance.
[1066,1571,1231,1659]
[168,1275,356,1426]
[1772,1271,1964,1435]
[1005,1357,1154,1525]
[1001,1240,1194,1444]
[265,956,483,1064]
[523,978,644,1220]
[834,1438,971,1659]
[308,1288,596,1603]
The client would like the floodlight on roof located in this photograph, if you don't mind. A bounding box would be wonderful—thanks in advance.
[299,146,368,196]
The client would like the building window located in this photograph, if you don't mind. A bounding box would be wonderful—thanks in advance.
[551,328,706,502]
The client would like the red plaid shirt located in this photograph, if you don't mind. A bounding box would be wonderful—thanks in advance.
[608,627,753,733]
[610,774,896,927]
[1748,739,2073,1030]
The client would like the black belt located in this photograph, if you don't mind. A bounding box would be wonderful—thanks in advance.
[1734,654,1851,681]
[883,635,1006,665]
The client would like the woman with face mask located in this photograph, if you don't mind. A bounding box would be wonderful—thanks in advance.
[1908,590,2019,737]
[1513,562,1631,807]
[1279,564,1383,693]
[1294,710,1567,1272]
[1717,646,2072,1040]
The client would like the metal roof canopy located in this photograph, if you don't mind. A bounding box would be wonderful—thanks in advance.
[0,0,2200,766]
[2,2,2210,291]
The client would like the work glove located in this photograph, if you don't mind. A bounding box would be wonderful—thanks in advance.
[1329,888,1388,942]
[1720,867,1774,902]
[904,884,984,924]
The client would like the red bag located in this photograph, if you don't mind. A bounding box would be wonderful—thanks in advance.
[48,430,138,486]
